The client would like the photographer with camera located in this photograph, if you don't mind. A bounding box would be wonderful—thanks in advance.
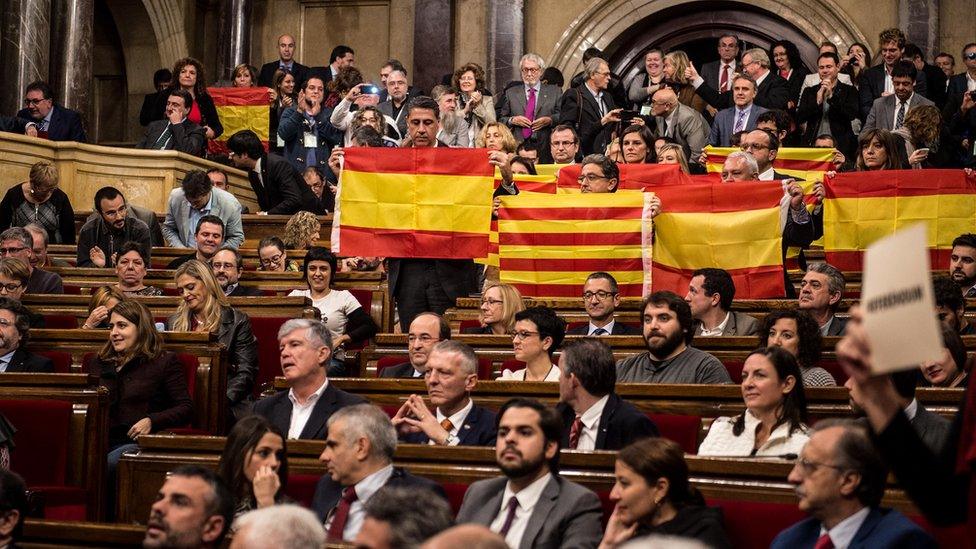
[277,75,343,175]
[329,82,384,145]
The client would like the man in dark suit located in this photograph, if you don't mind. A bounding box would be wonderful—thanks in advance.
[309,45,355,87]
[376,69,412,140]
[945,42,976,103]
[699,34,740,102]
[276,76,342,174]
[697,48,789,112]
[455,398,603,548]
[0,116,37,136]
[706,75,768,146]
[393,341,496,446]
[686,268,760,337]
[798,263,847,336]
[254,319,365,440]
[380,313,451,378]
[847,370,950,454]
[556,339,657,451]
[771,419,937,549]
[0,298,53,373]
[138,69,172,128]
[859,28,929,119]
[16,81,86,142]
[387,97,479,332]
[257,34,310,88]
[312,403,446,541]
[498,53,562,151]
[862,61,935,135]
[136,89,206,157]
[210,248,262,297]
[566,272,640,336]
[227,129,317,215]
[558,58,620,155]
[905,44,948,108]
[569,47,629,109]
[796,52,859,160]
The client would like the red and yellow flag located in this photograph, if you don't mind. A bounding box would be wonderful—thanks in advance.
[496,192,655,298]
[652,181,786,298]
[332,148,494,258]
[207,87,271,155]
[478,172,559,268]
[704,146,833,183]
[556,163,692,192]
[824,169,976,270]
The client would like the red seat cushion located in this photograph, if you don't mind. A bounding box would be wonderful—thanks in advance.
[648,414,701,454]
[477,357,494,380]
[285,474,322,508]
[567,321,588,332]
[249,316,290,396]
[459,319,481,332]
[346,289,374,351]
[723,360,745,383]
[820,359,847,384]
[175,353,199,404]
[61,285,82,295]
[707,498,806,549]
[376,355,406,377]
[31,485,87,520]
[0,400,72,486]
[442,483,469,515]
[910,515,967,547]
[42,314,78,329]
[37,351,72,373]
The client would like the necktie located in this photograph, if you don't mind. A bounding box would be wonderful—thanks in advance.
[326,486,358,541]
[720,64,731,92]
[523,87,537,139]
[733,109,747,133]
[814,533,834,549]
[966,286,976,298]
[591,327,607,336]
[440,418,454,432]
[499,496,519,536]
[569,415,583,449]
[895,101,906,129]
[154,124,172,150]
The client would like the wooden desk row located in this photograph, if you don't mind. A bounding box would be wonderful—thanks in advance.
[24,295,318,324]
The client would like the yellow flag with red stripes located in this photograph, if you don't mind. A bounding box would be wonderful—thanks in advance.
[704,146,833,183]
[207,87,271,155]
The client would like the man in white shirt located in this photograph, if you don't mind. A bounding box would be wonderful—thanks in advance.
[566,272,641,336]
[253,319,365,440]
[455,398,603,548]
[771,419,937,549]
[311,404,446,542]
[557,339,657,451]
[393,340,497,446]
[685,268,760,337]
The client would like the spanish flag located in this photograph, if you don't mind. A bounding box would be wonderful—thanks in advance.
[823,169,976,270]
[704,146,833,183]
[496,192,655,298]
[478,172,559,268]
[652,181,786,298]
[332,147,494,258]
[556,163,692,192]
[207,87,271,155]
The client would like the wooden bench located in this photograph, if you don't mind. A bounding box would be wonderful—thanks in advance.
[0,374,108,521]
[21,519,146,547]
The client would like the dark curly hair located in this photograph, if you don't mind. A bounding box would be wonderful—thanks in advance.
[759,309,823,370]
[452,62,487,93]
[169,57,209,98]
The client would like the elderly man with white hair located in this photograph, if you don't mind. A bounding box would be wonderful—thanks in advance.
[230,505,325,549]
[499,53,563,155]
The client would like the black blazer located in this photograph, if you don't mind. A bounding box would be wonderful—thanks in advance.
[795,81,859,159]
[253,383,366,440]
[311,466,447,522]
[557,85,616,155]
[695,72,790,111]
[566,322,640,336]
[859,63,929,119]
[558,393,659,451]
[386,258,479,305]
[136,119,207,157]
[168,307,257,404]
[248,153,318,215]
[4,349,54,373]
[228,284,263,297]
[378,362,421,378]
[258,61,310,88]
[0,116,32,134]
[783,67,810,106]
[401,404,497,446]
[145,89,224,138]
[15,104,86,142]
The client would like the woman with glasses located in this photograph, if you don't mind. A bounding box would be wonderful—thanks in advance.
[0,161,75,245]
[167,260,258,422]
[698,346,810,456]
[257,236,298,272]
[114,242,162,297]
[288,247,377,376]
[463,283,524,335]
[501,306,565,381]
[0,258,41,328]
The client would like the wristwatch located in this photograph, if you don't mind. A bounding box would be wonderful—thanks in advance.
[442,433,457,446]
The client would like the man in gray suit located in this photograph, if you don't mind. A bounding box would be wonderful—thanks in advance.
[650,87,708,163]
[861,61,935,135]
[455,398,603,549]
[162,170,244,249]
[498,54,562,152]
[686,268,759,337]
[707,75,767,147]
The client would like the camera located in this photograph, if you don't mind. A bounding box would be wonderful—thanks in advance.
[970,90,976,102]
[850,58,858,67]
[364,85,380,95]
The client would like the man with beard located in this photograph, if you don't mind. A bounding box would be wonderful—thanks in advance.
[846,370,949,453]
[933,275,975,335]
[949,233,976,297]
[430,85,469,147]
[210,247,261,297]
[615,291,731,384]
[142,465,233,549]
[566,272,639,335]
[166,215,224,270]
[77,187,152,268]
[0,297,53,372]
[312,404,445,541]
[380,313,450,378]
[455,398,603,548]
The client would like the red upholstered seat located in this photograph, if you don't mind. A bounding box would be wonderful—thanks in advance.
[36,351,72,373]
[42,314,78,329]
[285,473,322,508]
[458,319,481,332]
[723,360,745,383]
[249,316,290,397]
[820,359,847,384]
[61,285,82,295]
[910,515,967,547]
[346,289,374,351]
[380,405,400,419]
[707,498,806,549]
[376,355,406,377]
[161,287,180,296]
[648,414,701,454]
[175,353,199,404]
[442,483,470,515]
[567,321,588,332]
[478,357,493,380]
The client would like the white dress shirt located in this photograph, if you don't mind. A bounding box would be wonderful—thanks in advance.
[575,394,610,451]
[433,398,473,446]
[585,83,607,117]
[884,66,894,94]
[903,398,919,421]
[324,464,395,541]
[819,506,871,549]
[0,350,14,373]
[586,320,616,335]
[489,472,553,548]
[287,379,329,439]
[755,70,770,89]
[892,94,913,129]
[698,312,731,337]
[967,73,976,92]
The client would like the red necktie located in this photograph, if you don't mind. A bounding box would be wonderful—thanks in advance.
[720,64,731,92]
[569,415,583,449]
[814,533,834,549]
[523,87,537,139]
[326,486,358,541]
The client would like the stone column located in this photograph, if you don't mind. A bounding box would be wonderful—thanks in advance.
[217,0,253,83]
[413,0,454,95]
[899,0,940,58]
[0,0,51,117]
[487,0,524,93]
[50,0,94,123]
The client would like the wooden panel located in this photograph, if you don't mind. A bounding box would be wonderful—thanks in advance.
[22,295,318,323]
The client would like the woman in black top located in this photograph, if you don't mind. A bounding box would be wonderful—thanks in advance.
[0,161,75,244]
[217,415,289,524]
[600,437,731,549]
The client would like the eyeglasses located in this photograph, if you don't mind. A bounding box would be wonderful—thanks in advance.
[23,98,48,106]
[261,253,283,265]
[577,174,609,184]
[964,52,976,60]
[583,291,617,300]
[740,143,770,151]
[0,247,27,256]
[210,262,238,270]
[521,67,541,74]
[794,457,846,475]
[481,298,503,306]
[407,335,437,344]
[512,331,540,341]
[0,283,22,293]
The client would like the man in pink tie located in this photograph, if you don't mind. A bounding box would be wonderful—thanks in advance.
[499,53,564,162]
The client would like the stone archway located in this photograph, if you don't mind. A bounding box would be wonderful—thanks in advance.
[546,0,870,83]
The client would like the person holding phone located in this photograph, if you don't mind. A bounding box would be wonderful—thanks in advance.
[329,81,384,145]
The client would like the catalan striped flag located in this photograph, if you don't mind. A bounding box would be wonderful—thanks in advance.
[496,192,655,298]
[823,169,976,271]
[478,172,559,268]
[556,163,692,192]
[207,87,271,155]
[704,146,834,183]
[652,181,786,298]
[332,147,494,258]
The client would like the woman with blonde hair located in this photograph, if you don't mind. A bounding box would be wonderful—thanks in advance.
[282,211,321,250]
[657,143,691,174]
[81,285,125,330]
[463,283,525,335]
[232,64,258,88]
[0,161,75,244]
[662,51,708,113]
[167,260,258,422]
[896,105,952,168]
[476,122,517,154]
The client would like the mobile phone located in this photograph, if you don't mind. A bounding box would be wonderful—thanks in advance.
[969,90,976,102]
[915,148,930,155]
[364,85,380,94]
[619,109,638,122]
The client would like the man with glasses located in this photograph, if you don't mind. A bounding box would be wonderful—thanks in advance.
[77,187,151,268]
[567,272,639,336]
[549,125,580,164]
[166,215,225,270]
[210,247,261,297]
[499,53,562,155]
[577,154,619,193]
[649,87,709,163]
[162,170,243,249]
[0,228,62,294]
[15,81,86,142]
[380,313,450,378]
[772,419,935,549]
[558,57,621,155]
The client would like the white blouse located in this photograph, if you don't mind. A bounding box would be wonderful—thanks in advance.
[698,410,810,457]
[500,365,561,382]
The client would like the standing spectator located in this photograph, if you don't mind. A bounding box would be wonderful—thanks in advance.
[377,59,423,102]
[376,69,412,139]
[310,45,355,87]
[896,105,955,168]
[569,47,629,108]
[663,51,709,113]
[698,48,789,111]
[859,28,928,120]
[559,58,621,155]
[136,89,206,157]
[149,58,222,140]
[228,130,317,215]
[453,63,497,147]
[0,161,75,245]
[627,49,667,108]
[946,42,976,101]
[770,40,810,108]
[796,52,859,159]
[323,66,364,110]
[162,170,244,249]
[650,87,709,163]
[498,53,562,149]
[329,82,386,146]
[862,61,935,134]
[277,76,342,175]
[269,70,298,154]
[76,187,151,268]
[258,34,310,88]
[16,81,86,142]
[139,68,172,127]
[0,228,62,294]
[839,42,870,90]
[431,85,470,147]
[905,43,948,108]
[231,64,258,88]
[935,52,955,79]
[699,34,740,102]
[706,75,768,147]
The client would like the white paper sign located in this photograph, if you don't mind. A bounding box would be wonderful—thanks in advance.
[861,224,943,374]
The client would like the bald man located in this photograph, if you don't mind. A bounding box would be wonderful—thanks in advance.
[651,87,709,165]
[258,34,310,87]
[422,525,508,549]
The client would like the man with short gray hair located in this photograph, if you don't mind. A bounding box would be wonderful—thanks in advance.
[0,228,62,294]
[312,403,446,542]
[499,53,562,153]
[253,318,365,440]
[353,486,453,549]
[799,263,848,336]
[230,505,325,549]
[558,57,621,155]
